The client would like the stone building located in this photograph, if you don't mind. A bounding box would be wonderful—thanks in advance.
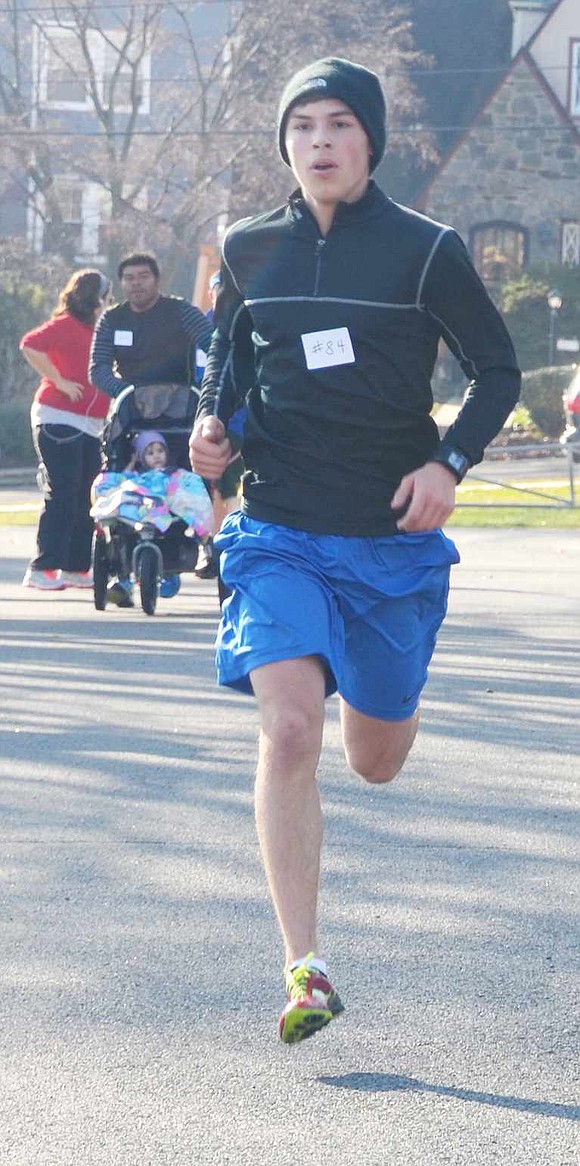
[418,0,580,290]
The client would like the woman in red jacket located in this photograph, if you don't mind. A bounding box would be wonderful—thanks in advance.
[20,268,112,590]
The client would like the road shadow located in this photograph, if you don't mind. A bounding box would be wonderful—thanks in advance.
[318,1072,579,1121]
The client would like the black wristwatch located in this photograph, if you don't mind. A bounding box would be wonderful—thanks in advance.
[430,447,471,484]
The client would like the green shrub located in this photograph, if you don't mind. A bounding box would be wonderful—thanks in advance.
[0,278,48,405]
[0,398,36,467]
[520,364,575,438]
[500,267,580,372]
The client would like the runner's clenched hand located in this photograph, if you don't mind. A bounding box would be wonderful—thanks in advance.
[189,416,231,481]
[392,462,457,532]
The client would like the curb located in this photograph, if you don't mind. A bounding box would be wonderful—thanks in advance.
[0,466,39,520]
[0,467,37,487]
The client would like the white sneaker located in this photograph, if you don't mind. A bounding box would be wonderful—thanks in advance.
[22,568,65,591]
[60,570,93,589]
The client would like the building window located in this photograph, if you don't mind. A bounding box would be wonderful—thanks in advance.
[36,24,151,114]
[29,178,149,259]
[42,178,85,255]
[29,178,105,259]
[470,222,528,285]
[571,41,580,117]
[562,221,580,267]
[98,185,149,254]
[100,35,151,113]
[38,26,91,109]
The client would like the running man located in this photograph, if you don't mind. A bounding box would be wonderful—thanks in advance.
[189,58,521,1044]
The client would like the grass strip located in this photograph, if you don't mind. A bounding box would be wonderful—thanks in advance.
[0,510,39,526]
[449,480,579,528]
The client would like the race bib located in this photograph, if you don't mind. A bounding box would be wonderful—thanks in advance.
[301,327,355,370]
[114,330,133,346]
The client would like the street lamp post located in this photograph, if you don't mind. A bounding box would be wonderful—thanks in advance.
[547,288,563,366]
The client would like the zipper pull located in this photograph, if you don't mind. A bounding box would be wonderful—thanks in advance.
[313,237,326,296]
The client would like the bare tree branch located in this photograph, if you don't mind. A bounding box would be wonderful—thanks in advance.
[0,0,435,285]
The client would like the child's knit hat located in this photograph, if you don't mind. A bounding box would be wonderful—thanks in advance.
[132,430,168,462]
[277,57,387,173]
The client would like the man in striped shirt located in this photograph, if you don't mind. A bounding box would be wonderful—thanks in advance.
[89,251,212,398]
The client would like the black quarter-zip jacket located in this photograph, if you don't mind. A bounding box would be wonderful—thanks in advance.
[197,182,521,537]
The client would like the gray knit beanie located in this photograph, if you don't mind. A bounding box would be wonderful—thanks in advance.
[132,430,168,463]
[277,58,387,173]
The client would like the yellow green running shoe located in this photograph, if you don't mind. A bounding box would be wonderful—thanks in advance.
[278,953,345,1044]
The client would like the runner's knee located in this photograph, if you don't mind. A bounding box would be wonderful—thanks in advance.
[351,753,406,785]
[260,704,323,767]
[343,711,418,785]
[253,658,326,772]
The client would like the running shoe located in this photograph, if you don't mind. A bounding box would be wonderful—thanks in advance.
[60,570,93,589]
[278,953,344,1045]
[106,578,135,608]
[195,541,219,580]
[22,568,65,591]
[159,574,181,599]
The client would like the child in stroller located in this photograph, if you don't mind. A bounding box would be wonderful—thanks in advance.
[90,384,213,615]
[98,429,188,605]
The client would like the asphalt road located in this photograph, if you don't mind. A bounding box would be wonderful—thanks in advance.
[1,525,578,1166]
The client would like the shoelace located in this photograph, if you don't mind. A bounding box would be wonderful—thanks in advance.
[286,952,318,1000]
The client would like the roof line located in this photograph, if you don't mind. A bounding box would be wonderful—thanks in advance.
[415,42,580,211]
[525,0,567,55]
[523,44,580,140]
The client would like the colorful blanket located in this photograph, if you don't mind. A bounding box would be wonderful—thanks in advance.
[91,469,213,536]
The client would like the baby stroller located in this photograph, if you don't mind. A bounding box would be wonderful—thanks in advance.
[91,383,212,615]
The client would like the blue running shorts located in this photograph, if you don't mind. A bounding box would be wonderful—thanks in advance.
[214,514,460,721]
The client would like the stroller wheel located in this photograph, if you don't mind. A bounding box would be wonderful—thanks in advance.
[93,531,109,611]
[138,544,158,616]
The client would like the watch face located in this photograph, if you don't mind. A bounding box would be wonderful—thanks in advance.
[448,450,467,475]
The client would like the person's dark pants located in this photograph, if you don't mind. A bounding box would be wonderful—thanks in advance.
[31,424,102,572]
